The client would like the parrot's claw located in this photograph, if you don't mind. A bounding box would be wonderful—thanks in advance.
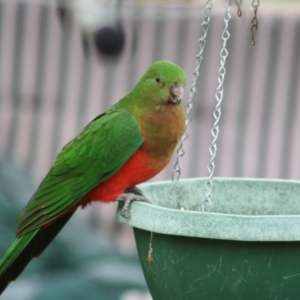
[117,192,151,218]
[125,186,144,197]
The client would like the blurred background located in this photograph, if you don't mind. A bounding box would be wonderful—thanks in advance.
[0,0,300,299]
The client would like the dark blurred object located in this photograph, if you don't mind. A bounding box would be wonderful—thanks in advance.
[56,2,126,58]
[94,25,125,57]
[56,6,68,27]
[0,159,147,300]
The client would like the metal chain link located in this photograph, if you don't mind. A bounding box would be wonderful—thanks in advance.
[203,0,231,211]
[251,0,259,45]
[172,0,213,181]
[235,0,242,17]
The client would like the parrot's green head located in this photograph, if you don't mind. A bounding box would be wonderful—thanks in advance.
[124,61,187,112]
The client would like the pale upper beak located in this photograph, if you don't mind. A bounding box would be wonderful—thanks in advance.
[169,83,184,104]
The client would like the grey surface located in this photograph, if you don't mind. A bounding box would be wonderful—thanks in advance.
[116,177,300,241]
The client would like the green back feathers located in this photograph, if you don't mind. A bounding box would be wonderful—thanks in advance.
[16,109,143,236]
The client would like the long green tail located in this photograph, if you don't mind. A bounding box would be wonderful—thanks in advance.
[0,211,74,294]
[0,230,38,272]
[0,230,39,293]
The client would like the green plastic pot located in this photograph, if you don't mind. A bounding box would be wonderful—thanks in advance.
[116,177,300,300]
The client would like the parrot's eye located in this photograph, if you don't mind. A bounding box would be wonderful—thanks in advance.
[155,76,161,83]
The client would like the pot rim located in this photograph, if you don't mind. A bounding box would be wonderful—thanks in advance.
[116,177,300,241]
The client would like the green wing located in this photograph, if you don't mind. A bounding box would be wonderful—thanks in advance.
[16,108,144,236]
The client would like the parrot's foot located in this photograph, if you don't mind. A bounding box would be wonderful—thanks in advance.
[125,186,144,197]
[117,191,151,218]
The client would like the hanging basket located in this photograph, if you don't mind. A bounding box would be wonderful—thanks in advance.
[116,177,300,299]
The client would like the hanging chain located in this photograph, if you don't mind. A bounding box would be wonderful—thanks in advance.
[251,0,259,45]
[172,0,213,181]
[203,0,231,211]
[235,0,242,17]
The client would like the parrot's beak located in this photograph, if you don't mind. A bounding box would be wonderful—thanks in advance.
[169,83,184,104]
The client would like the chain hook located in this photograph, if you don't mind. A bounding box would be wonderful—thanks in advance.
[251,0,259,45]
[235,0,242,17]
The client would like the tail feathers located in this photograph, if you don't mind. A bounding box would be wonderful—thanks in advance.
[0,230,38,294]
[0,211,74,295]
[0,279,8,296]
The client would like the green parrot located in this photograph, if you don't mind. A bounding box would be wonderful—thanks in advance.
[0,60,186,294]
